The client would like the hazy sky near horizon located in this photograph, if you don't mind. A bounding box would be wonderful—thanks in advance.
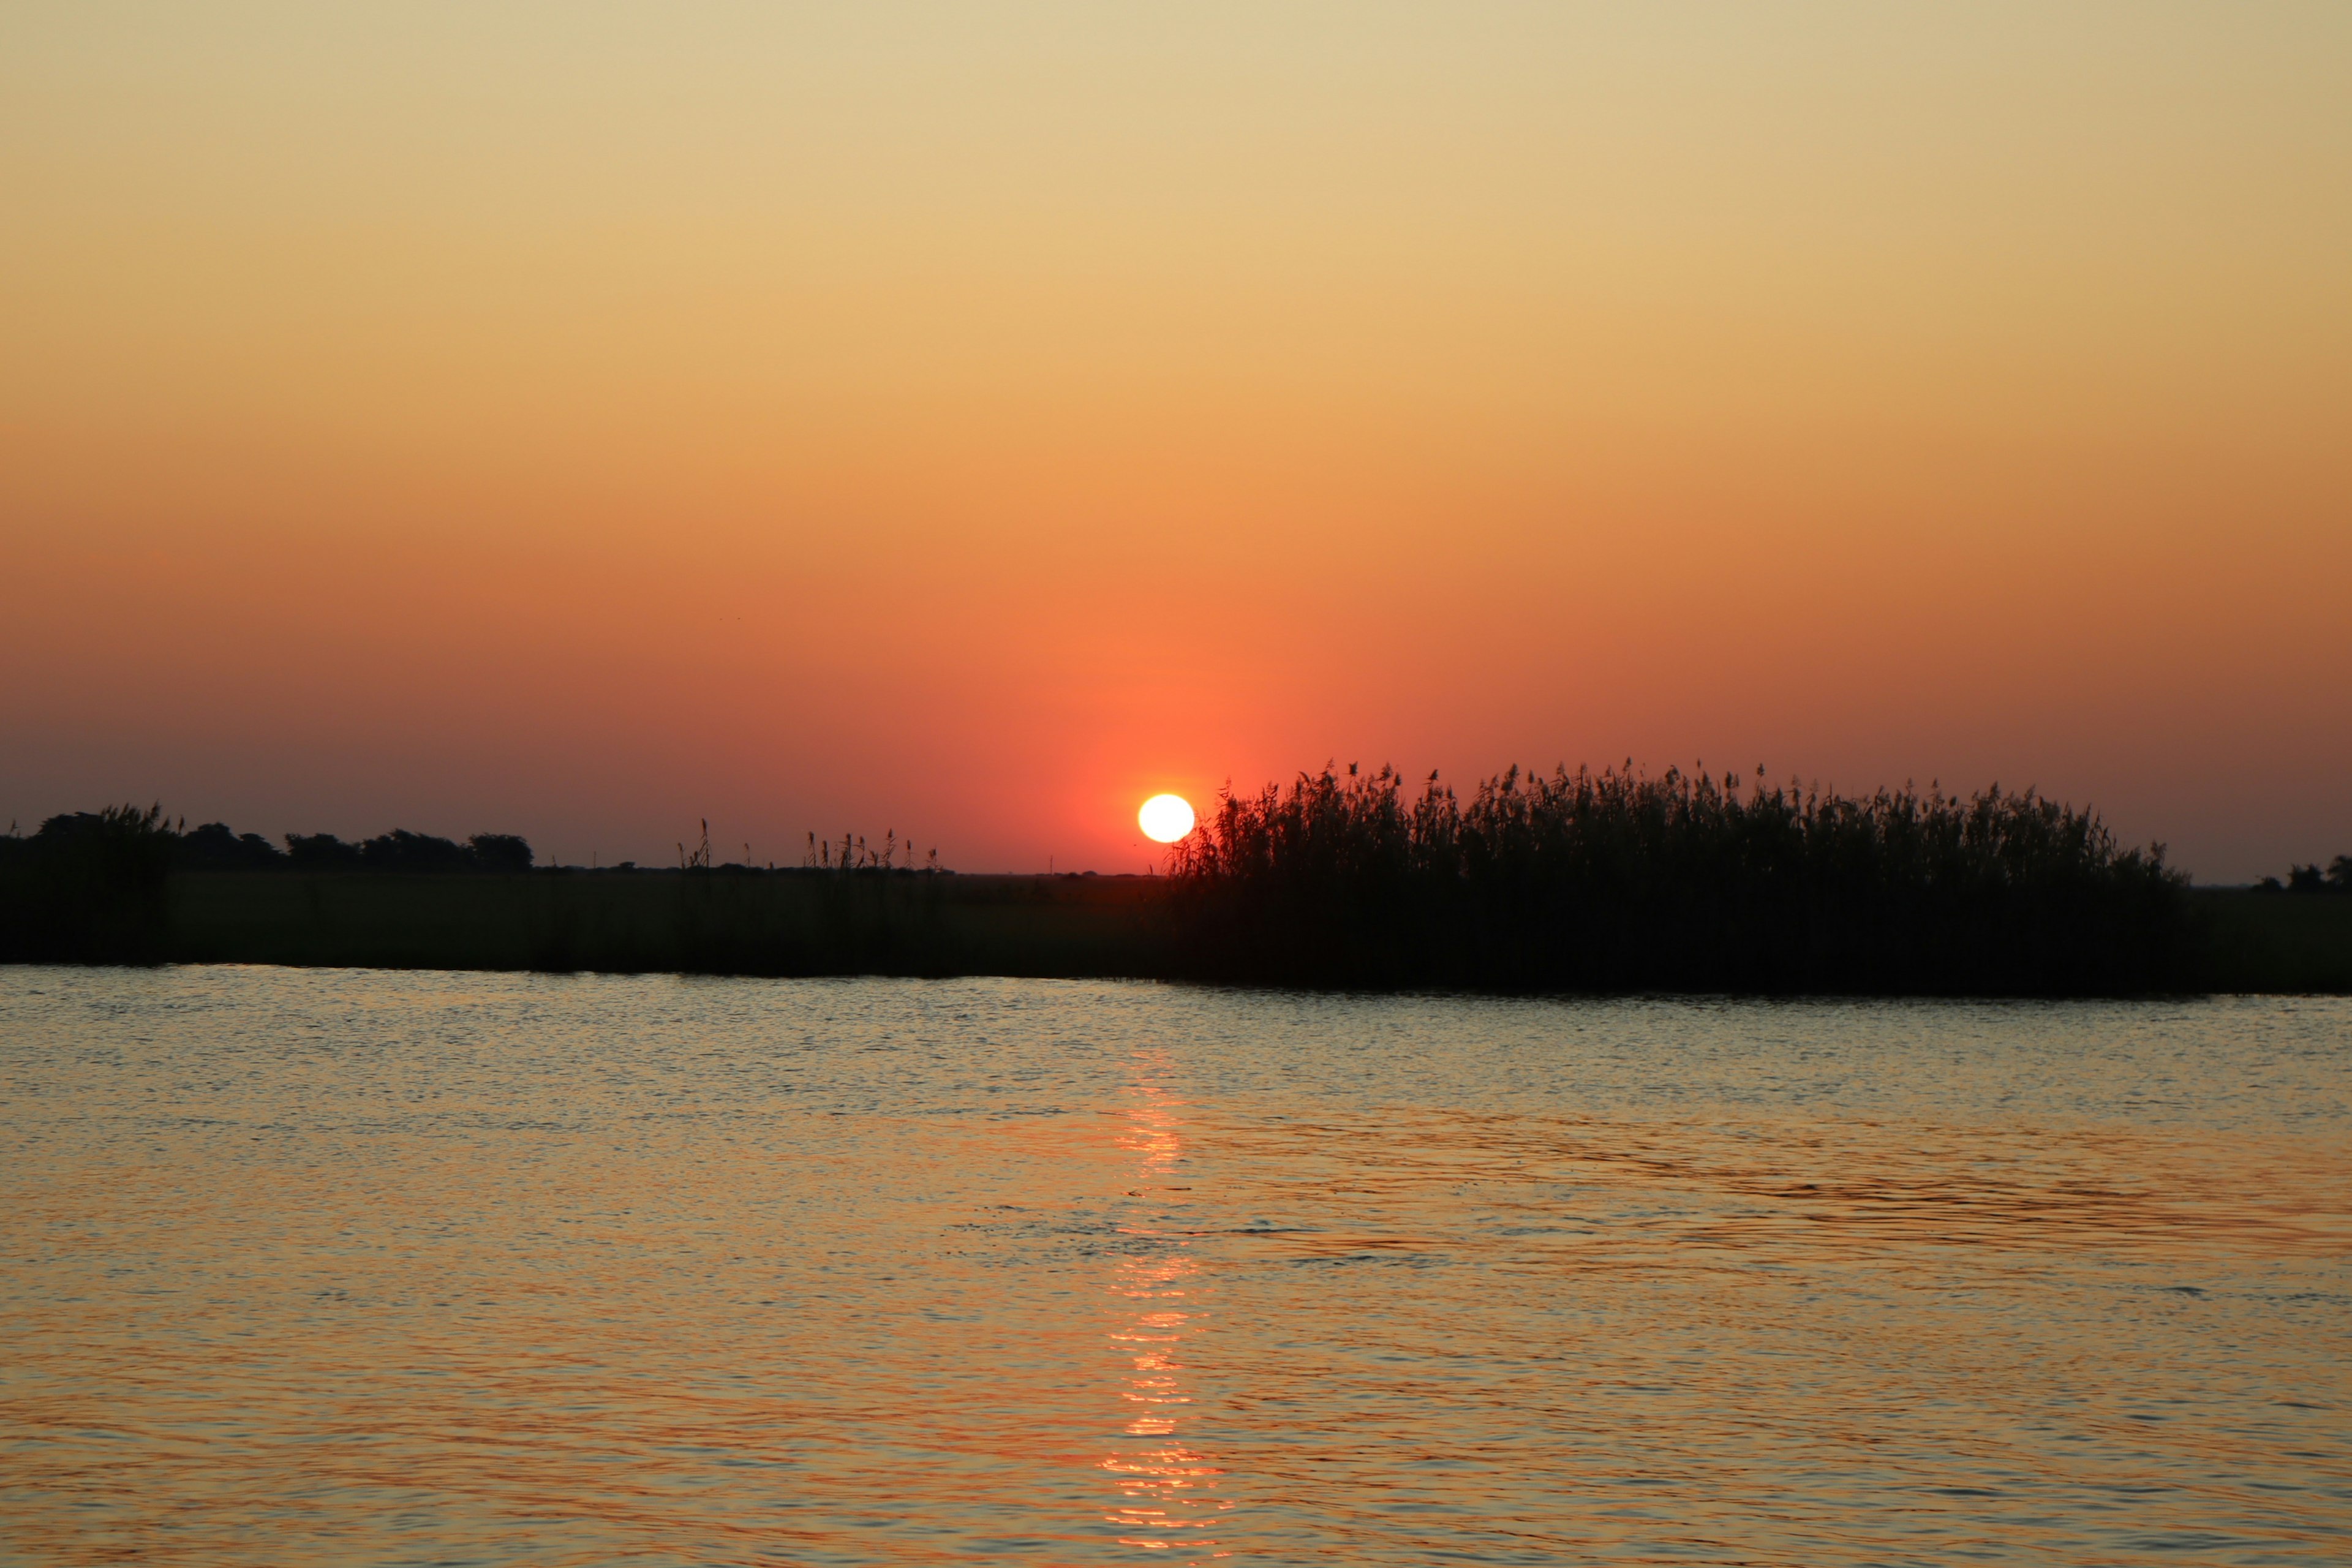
[4,2,2348,876]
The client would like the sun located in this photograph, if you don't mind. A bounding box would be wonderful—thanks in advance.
[1138,793,1196,843]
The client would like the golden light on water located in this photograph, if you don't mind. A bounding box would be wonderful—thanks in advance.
[1139,796,1196,845]
[6,970,2348,1560]
[1102,1050,1231,1559]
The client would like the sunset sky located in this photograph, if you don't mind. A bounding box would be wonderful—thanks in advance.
[4,3,2347,878]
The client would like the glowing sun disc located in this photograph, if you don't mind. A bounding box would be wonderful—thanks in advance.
[1139,794,1196,843]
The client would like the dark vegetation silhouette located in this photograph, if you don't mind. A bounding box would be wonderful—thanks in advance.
[1166,763,2199,995]
[2256,855,2352,895]
[0,810,535,962]
[1,783,2340,992]
[0,805,179,962]
[281,828,534,874]
[0,807,949,967]
[802,827,938,873]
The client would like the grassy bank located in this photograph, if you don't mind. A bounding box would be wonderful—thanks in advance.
[0,871,2331,994]
[2195,888,2352,993]
[156,869,1170,978]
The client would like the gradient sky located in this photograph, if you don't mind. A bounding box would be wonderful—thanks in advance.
[4,2,2347,877]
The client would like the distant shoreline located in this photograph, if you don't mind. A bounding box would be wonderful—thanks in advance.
[9,782,2350,995]
[2,870,2345,996]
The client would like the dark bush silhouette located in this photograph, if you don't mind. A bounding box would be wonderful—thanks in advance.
[279,828,536,873]
[357,829,476,873]
[2281,857,2352,894]
[285,832,363,870]
[176,821,287,872]
[2246,856,2345,895]
[1167,763,2196,995]
[0,804,178,961]
[469,833,534,874]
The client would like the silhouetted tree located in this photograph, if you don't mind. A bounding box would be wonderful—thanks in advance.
[467,833,534,873]
[277,828,535,872]
[285,832,363,870]
[176,821,287,871]
[0,805,176,961]
[357,830,473,873]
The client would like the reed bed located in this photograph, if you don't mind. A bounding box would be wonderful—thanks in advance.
[1166,763,2198,994]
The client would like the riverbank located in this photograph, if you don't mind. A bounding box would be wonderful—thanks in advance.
[2193,885,2352,993]
[162,870,1172,979]
[2,871,2340,993]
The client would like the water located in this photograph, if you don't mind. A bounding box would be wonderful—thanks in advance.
[1,968,2346,1566]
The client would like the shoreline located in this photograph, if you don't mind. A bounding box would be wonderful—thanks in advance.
[3,872,2342,995]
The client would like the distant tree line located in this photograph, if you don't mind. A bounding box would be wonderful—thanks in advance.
[2255,856,2352,895]
[171,820,535,873]
[0,805,957,964]
[0,807,534,961]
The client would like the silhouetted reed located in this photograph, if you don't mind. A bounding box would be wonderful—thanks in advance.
[1166,763,2198,995]
[802,827,939,874]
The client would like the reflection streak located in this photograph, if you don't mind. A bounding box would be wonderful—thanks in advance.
[1101,1052,1232,1559]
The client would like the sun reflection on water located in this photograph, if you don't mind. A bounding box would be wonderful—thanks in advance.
[7,974,2346,1564]
[1101,1053,1233,1559]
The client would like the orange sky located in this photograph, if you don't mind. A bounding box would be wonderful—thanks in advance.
[4,4,2348,878]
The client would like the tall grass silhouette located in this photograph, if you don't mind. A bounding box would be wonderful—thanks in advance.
[1166,763,2195,994]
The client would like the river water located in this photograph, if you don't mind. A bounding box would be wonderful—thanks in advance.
[1,967,2345,1566]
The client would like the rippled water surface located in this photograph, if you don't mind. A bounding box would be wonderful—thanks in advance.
[2,968,2347,1565]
